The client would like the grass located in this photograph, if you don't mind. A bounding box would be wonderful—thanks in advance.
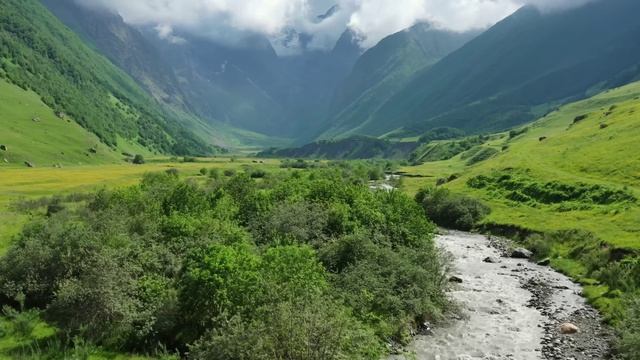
[0,78,126,167]
[400,81,640,250]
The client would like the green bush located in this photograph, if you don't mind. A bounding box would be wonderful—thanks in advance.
[132,154,145,165]
[415,187,490,231]
[618,295,640,358]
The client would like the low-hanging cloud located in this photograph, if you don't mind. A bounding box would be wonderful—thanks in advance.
[74,0,598,53]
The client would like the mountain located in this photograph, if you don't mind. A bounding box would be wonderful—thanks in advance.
[0,0,213,156]
[320,23,477,139]
[259,136,418,160]
[324,0,640,137]
[42,0,362,144]
[40,0,187,109]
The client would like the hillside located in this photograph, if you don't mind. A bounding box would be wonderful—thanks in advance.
[0,79,145,168]
[320,23,476,139]
[327,0,640,137]
[400,80,640,319]
[0,0,212,156]
[259,136,418,160]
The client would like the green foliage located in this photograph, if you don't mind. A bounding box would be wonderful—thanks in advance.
[619,295,640,358]
[410,136,485,164]
[0,167,445,357]
[468,170,636,207]
[132,155,145,165]
[415,187,490,230]
[508,127,529,139]
[418,127,466,144]
[464,147,499,166]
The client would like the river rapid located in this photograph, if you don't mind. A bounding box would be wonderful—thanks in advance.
[391,231,614,360]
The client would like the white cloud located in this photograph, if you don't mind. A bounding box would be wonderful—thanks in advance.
[74,0,598,52]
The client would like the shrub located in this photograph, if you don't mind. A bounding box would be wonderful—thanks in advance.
[250,169,267,179]
[573,114,588,124]
[415,187,490,230]
[618,295,640,358]
[199,168,207,176]
[132,154,145,165]
[508,127,529,139]
[208,168,220,179]
[465,147,499,166]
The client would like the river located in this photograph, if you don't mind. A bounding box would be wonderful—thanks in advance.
[391,231,614,360]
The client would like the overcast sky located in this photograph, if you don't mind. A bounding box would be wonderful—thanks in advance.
[75,0,596,53]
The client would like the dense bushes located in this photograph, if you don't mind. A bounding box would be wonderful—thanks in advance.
[619,296,640,358]
[0,168,447,358]
[415,187,491,230]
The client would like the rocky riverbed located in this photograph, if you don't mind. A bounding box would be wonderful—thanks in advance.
[391,231,615,360]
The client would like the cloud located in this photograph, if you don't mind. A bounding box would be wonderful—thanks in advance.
[74,0,598,52]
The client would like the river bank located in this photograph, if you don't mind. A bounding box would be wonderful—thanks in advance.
[392,231,615,360]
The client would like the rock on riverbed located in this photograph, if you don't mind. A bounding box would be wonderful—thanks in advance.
[390,231,614,360]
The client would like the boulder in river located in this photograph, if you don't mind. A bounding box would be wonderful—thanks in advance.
[483,256,499,263]
[537,258,551,266]
[511,248,533,259]
[449,276,463,283]
[560,323,579,334]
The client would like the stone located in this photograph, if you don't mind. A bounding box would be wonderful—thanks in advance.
[537,258,551,266]
[449,276,463,283]
[24,161,34,168]
[511,248,533,259]
[560,323,579,334]
[483,256,499,263]
[0,144,7,151]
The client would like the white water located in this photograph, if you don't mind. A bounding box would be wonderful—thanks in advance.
[392,231,588,360]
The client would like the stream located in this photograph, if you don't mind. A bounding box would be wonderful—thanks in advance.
[391,231,615,360]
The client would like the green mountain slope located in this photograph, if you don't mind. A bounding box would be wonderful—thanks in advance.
[335,0,640,137]
[403,80,640,249]
[321,23,476,139]
[0,0,212,156]
[0,78,135,167]
[259,136,419,160]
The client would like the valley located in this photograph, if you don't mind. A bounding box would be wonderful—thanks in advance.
[1,0,640,358]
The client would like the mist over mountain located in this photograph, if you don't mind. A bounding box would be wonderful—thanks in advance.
[37,0,626,148]
[322,0,640,137]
